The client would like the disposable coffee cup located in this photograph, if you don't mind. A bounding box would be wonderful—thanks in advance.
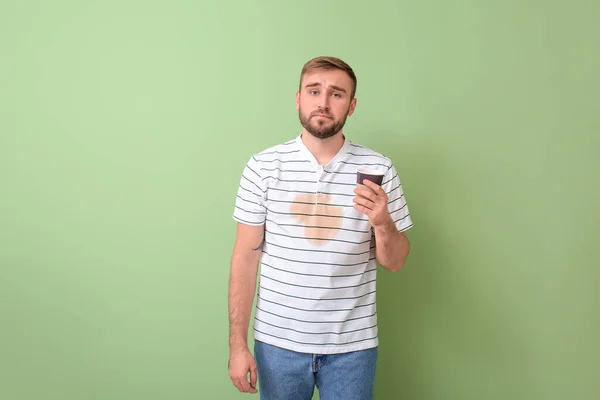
[357,167,385,186]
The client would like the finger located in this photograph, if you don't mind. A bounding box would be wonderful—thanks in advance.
[363,180,388,198]
[231,378,245,393]
[245,369,258,393]
[237,378,255,393]
[239,369,258,394]
[230,371,253,393]
[358,184,388,207]
[250,365,258,389]
[353,203,373,216]
[353,196,374,211]
[354,185,377,202]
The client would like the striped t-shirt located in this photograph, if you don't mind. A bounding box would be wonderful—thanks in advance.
[232,134,413,354]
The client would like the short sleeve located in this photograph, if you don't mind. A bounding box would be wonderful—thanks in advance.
[232,156,267,226]
[381,163,413,232]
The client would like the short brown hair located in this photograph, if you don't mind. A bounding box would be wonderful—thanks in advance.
[299,56,357,98]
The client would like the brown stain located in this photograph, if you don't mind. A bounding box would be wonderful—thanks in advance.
[290,193,344,246]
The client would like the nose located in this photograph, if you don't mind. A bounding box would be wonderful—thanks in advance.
[317,93,330,111]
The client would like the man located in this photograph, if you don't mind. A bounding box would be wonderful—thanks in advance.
[228,56,413,400]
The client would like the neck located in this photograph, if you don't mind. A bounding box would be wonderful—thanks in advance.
[301,130,345,166]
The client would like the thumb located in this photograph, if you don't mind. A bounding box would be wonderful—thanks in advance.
[250,362,258,388]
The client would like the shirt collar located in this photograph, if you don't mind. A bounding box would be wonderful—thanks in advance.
[294,132,351,169]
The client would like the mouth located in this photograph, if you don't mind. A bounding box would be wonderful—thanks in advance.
[312,114,332,120]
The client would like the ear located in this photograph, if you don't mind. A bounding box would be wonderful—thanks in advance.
[296,91,300,111]
[347,97,358,116]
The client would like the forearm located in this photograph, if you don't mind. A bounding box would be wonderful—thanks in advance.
[374,218,410,273]
[228,251,260,351]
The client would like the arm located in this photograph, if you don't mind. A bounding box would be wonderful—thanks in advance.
[354,180,411,273]
[228,222,264,394]
[373,218,410,272]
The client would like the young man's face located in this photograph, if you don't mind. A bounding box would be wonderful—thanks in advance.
[296,69,357,140]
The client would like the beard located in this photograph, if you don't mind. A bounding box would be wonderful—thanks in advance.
[299,107,349,140]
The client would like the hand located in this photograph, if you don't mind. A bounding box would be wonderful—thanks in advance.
[228,347,258,394]
[353,180,393,229]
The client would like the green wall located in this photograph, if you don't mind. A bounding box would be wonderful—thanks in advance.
[1,1,598,399]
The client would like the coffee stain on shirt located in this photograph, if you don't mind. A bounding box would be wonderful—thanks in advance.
[290,193,344,246]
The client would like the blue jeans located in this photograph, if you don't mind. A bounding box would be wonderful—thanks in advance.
[253,340,378,400]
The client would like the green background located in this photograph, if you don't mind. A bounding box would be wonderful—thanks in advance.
[1,1,598,399]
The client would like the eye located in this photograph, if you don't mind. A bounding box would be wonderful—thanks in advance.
[332,93,341,98]
[310,90,319,95]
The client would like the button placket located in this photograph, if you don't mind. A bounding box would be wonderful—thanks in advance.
[315,164,324,205]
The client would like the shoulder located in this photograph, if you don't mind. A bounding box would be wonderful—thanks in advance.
[347,140,394,169]
[243,137,300,173]
[252,137,299,160]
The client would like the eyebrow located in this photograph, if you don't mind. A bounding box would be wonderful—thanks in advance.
[304,82,348,93]
[304,82,321,89]
[330,85,347,93]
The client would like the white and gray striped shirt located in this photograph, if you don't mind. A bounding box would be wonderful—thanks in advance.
[232,134,413,354]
